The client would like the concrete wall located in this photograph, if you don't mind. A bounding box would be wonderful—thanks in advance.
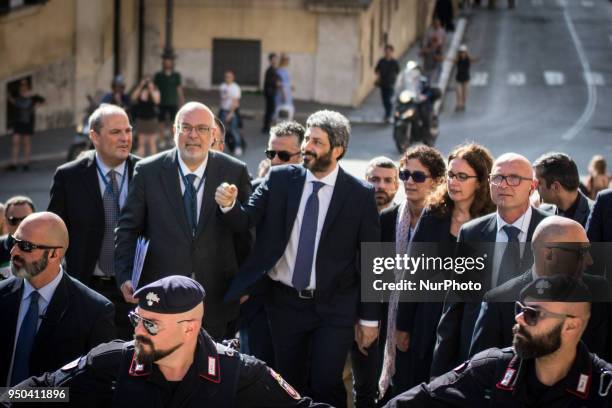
[143,0,318,98]
[0,0,77,131]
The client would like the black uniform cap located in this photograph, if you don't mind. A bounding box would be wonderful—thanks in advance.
[133,275,205,314]
[520,275,591,302]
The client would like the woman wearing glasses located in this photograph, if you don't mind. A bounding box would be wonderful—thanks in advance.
[392,143,495,392]
[379,145,446,400]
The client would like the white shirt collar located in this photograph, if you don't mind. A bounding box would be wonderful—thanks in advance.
[95,152,127,177]
[496,205,533,235]
[305,164,340,188]
[177,152,208,180]
[22,267,64,304]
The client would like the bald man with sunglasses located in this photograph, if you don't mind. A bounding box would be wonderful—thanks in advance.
[383,275,612,407]
[470,216,612,360]
[0,212,115,387]
[8,275,331,408]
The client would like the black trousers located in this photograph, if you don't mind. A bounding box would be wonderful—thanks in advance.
[263,94,276,131]
[89,276,133,340]
[380,87,394,119]
[267,285,354,408]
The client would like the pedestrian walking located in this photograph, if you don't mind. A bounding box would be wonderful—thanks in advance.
[420,18,446,82]
[262,53,280,133]
[375,45,401,123]
[154,54,184,147]
[450,44,478,112]
[131,76,161,157]
[274,54,294,121]
[219,70,244,156]
[7,79,45,171]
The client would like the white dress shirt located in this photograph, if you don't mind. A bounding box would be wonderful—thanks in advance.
[177,153,208,222]
[268,166,339,289]
[492,206,533,286]
[7,268,64,386]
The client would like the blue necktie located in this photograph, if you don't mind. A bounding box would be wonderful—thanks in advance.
[183,174,197,236]
[292,181,325,291]
[497,225,521,286]
[11,291,40,386]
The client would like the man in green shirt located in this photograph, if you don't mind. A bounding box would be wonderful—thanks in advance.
[154,56,185,142]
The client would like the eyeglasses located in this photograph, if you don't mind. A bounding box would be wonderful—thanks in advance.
[265,150,301,162]
[448,171,478,182]
[514,301,575,326]
[399,170,430,183]
[178,124,212,136]
[128,311,195,336]
[10,235,62,253]
[7,216,27,226]
[489,174,533,187]
[543,243,591,258]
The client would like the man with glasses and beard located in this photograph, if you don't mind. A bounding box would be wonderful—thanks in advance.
[383,275,612,407]
[0,212,115,387]
[8,275,331,407]
[216,110,380,408]
[238,120,305,367]
[115,102,252,341]
[0,196,35,279]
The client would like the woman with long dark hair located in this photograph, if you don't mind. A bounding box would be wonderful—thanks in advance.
[393,143,495,392]
[378,145,446,400]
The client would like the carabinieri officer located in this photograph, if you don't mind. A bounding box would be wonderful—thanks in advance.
[383,275,612,407]
[7,275,330,407]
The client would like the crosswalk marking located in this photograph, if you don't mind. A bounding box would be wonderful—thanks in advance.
[581,0,594,7]
[471,72,488,86]
[544,71,565,86]
[507,72,526,86]
[584,72,605,86]
[532,0,543,6]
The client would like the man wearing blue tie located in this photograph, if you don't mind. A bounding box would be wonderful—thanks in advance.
[0,212,115,386]
[216,110,381,408]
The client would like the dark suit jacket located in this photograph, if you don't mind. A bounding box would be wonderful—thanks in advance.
[539,191,593,227]
[222,165,381,325]
[586,189,612,278]
[470,269,612,360]
[47,150,139,284]
[380,204,399,242]
[115,149,252,332]
[0,272,116,385]
[431,207,549,377]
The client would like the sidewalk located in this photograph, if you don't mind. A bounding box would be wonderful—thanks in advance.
[0,19,466,169]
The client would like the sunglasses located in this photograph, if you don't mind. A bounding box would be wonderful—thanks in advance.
[399,170,430,183]
[10,235,62,253]
[514,301,575,326]
[543,243,591,258]
[265,149,301,162]
[7,216,27,226]
[128,311,195,336]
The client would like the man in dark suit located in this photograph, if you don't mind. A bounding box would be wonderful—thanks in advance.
[0,212,115,386]
[533,152,593,227]
[216,110,381,407]
[240,120,305,367]
[351,156,399,408]
[48,104,138,338]
[115,102,252,341]
[432,153,549,377]
[586,189,612,278]
[0,196,35,279]
[470,216,612,359]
